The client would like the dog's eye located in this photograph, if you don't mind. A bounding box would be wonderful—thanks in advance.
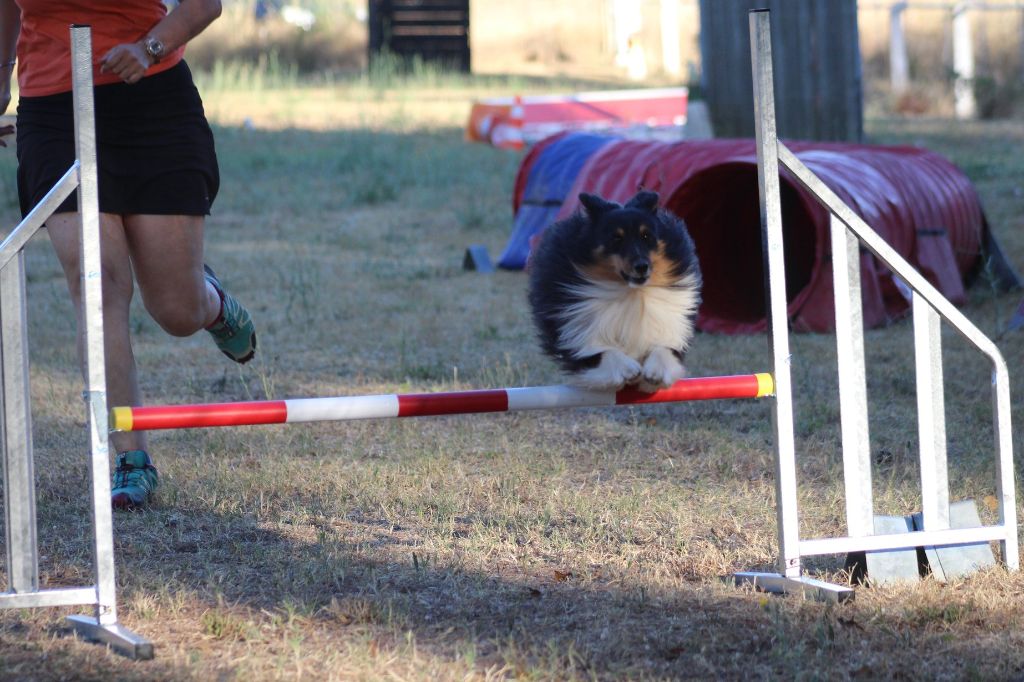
[640,231,655,244]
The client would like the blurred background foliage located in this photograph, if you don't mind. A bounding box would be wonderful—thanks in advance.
[181,1,1024,118]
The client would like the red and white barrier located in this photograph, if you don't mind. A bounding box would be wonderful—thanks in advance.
[110,373,774,432]
[466,87,689,147]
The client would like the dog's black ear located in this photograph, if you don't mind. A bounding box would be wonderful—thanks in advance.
[625,190,659,213]
[579,193,618,220]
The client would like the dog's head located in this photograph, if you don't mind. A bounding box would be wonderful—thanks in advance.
[578,190,669,287]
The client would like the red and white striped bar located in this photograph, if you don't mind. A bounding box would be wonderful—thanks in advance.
[110,373,774,432]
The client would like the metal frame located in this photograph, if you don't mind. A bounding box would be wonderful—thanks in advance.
[0,26,152,659]
[737,9,1017,602]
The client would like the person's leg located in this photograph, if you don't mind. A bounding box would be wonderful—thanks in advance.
[125,213,256,363]
[46,212,159,509]
[123,214,220,336]
[46,212,146,454]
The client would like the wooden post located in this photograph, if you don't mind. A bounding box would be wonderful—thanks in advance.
[952,2,977,119]
[890,2,910,95]
[661,0,682,78]
[698,0,863,141]
[1019,7,1024,86]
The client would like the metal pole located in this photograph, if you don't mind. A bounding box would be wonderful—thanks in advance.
[913,294,950,532]
[0,167,78,271]
[992,360,1019,570]
[748,8,802,580]
[70,21,116,626]
[800,523,1008,556]
[1,252,39,593]
[830,214,873,538]
[63,24,153,660]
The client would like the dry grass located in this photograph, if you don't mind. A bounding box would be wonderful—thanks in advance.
[1,73,1024,680]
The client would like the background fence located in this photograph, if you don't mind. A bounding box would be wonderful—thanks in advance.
[861,1,1024,117]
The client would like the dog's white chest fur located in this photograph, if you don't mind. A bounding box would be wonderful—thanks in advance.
[557,271,700,359]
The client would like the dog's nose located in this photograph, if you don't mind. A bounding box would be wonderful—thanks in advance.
[633,261,650,276]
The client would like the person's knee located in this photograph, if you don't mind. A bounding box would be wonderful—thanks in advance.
[63,260,134,310]
[146,299,207,337]
[98,263,135,314]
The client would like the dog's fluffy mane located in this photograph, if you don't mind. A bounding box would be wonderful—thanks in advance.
[528,191,702,388]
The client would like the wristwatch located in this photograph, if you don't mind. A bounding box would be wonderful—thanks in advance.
[143,36,165,63]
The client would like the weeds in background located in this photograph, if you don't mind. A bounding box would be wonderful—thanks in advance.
[195,51,300,92]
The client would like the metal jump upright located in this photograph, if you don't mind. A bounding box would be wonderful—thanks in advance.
[0,27,152,659]
[735,9,1017,600]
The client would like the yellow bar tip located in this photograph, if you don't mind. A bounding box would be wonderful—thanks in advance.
[754,373,775,398]
[110,406,133,432]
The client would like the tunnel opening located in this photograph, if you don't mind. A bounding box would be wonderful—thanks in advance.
[669,162,820,333]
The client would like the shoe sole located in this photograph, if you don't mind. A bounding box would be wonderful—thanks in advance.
[111,492,146,510]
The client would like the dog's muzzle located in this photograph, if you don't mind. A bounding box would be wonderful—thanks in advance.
[621,260,650,286]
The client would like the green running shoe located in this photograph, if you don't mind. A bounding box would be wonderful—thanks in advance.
[111,450,159,510]
[204,265,257,364]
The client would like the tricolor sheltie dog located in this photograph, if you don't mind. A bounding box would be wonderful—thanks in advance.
[528,190,702,392]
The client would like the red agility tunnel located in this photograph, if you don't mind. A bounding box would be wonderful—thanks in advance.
[110,374,774,432]
[511,135,1001,334]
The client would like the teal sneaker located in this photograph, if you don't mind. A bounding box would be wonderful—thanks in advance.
[204,265,257,364]
[111,450,159,510]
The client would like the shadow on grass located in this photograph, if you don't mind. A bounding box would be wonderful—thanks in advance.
[3,496,1020,680]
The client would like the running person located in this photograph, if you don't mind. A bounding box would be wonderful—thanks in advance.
[0,0,256,509]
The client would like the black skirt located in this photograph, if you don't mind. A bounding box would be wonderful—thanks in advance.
[16,60,220,217]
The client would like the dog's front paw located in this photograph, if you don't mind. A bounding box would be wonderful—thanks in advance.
[573,350,642,390]
[636,347,686,392]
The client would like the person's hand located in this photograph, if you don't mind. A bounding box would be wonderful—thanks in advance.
[0,123,12,148]
[100,42,153,84]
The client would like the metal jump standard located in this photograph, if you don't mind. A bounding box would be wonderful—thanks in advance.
[734,9,1016,597]
[0,27,152,658]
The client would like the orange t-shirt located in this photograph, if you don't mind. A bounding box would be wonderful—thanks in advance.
[15,0,185,97]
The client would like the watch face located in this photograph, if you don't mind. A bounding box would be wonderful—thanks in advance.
[146,38,164,57]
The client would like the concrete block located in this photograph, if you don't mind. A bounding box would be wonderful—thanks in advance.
[845,514,921,585]
[912,499,996,581]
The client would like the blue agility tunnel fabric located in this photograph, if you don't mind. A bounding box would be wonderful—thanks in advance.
[498,132,613,269]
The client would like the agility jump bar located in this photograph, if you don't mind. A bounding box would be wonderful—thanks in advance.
[110,373,774,432]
